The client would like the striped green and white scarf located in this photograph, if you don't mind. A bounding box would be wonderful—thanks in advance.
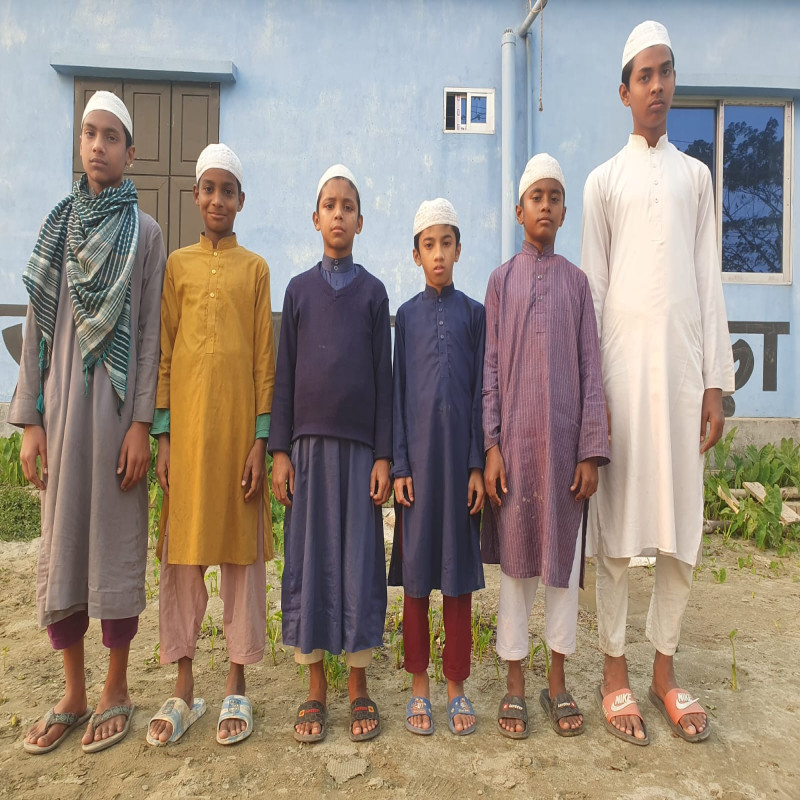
[23,174,139,412]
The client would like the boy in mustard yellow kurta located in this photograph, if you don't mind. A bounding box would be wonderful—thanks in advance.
[147,144,275,747]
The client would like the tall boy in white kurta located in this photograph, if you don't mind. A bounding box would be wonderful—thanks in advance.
[581,21,734,745]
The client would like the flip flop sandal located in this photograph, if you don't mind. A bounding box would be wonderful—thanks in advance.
[216,695,253,745]
[595,685,649,746]
[497,693,529,739]
[447,695,476,736]
[349,696,380,742]
[146,697,207,746]
[648,686,710,743]
[23,707,92,754]
[539,689,584,737]
[293,700,327,743]
[405,696,434,736]
[81,704,135,753]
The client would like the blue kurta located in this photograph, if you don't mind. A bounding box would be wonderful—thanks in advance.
[389,284,485,597]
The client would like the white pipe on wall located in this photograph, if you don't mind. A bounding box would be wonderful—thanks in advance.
[501,28,517,263]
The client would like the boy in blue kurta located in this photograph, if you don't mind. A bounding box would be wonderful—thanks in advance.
[269,164,391,743]
[389,198,485,736]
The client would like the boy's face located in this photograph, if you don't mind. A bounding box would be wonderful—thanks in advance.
[79,110,134,194]
[413,224,461,293]
[620,44,675,143]
[193,168,245,242]
[313,178,363,258]
[516,178,566,250]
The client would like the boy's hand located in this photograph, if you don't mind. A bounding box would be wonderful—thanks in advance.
[700,388,724,454]
[370,458,391,506]
[156,434,170,495]
[571,458,599,501]
[118,421,151,491]
[20,424,47,490]
[468,468,485,515]
[242,439,267,502]
[272,451,294,507]
[484,445,508,507]
[394,476,414,507]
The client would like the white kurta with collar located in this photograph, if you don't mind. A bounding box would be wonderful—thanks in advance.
[581,134,734,566]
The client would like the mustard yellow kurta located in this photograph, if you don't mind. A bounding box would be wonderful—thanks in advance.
[156,234,275,565]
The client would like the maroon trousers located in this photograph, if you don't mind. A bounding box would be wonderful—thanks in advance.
[403,593,472,682]
[47,612,138,651]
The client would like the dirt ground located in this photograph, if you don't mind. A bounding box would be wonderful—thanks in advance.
[1,521,799,800]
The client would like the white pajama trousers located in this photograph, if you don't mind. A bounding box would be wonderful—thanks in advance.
[496,528,582,659]
[596,553,693,657]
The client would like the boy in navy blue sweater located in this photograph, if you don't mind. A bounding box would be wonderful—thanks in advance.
[269,164,391,743]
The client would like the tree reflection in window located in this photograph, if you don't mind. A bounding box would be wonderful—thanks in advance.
[722,106,783,274]
[670,103,786,274]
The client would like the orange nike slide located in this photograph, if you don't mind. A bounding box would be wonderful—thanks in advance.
[595,685,649,746]
[648,686,710,743]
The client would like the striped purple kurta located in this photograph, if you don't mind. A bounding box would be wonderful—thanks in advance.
[481,241,609,588]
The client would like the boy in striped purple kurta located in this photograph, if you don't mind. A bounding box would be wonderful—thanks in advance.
[482,154,609,738]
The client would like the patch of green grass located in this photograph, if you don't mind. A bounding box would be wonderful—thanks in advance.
[0,487,40,542]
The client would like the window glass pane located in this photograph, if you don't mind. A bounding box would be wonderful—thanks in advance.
[722,105,784,273]
[670,106,715,183]
[445,94,455,130]
[460,96,467,125]
[471,95,487,124]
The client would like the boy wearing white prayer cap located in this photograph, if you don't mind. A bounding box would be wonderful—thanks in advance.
[15,90,166,753]
[148,142,275,748]
[484,153,609,740]
[581,21,734,745]
[389,198,485,736]
[270,164,391,743]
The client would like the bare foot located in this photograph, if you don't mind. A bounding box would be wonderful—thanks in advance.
[148,657,194,743]
[651,651,707,737]
[447,679,475,734]
[218,663,248,741]
[549,651,582,732]
[348,666,377,737]
[601,654,646,741]
[296,660,327,738]
[499,660,526,735]
[408,672,432,731]
[26,692,88,750]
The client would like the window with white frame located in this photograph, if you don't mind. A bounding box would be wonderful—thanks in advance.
[443,88,495,134]
[670,99,793,284]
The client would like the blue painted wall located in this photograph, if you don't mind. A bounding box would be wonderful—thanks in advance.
[0,0,797,419]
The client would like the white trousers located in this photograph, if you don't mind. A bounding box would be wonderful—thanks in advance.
[596,553,693,658]
[496,528,582,659]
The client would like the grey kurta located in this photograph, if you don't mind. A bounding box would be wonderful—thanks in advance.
[9,211,165,626]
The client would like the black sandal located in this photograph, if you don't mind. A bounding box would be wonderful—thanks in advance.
[540,689,584,737]
[349,696,380,742]
[293,700,327,743]
[498,693,529,739]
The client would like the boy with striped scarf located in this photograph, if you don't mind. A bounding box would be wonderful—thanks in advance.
[12,91,166,754]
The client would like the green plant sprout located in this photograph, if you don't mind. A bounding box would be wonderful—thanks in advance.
[729,629,738,691]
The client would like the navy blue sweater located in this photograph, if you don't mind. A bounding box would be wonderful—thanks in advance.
[268,263,393,459]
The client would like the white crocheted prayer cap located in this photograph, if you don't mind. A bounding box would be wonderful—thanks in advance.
[195,143,243,186]
[317,164,360,202]
[82,90,133,139]
[413,198,459,237]
[518,153,565,201]
[622,20,672,69]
